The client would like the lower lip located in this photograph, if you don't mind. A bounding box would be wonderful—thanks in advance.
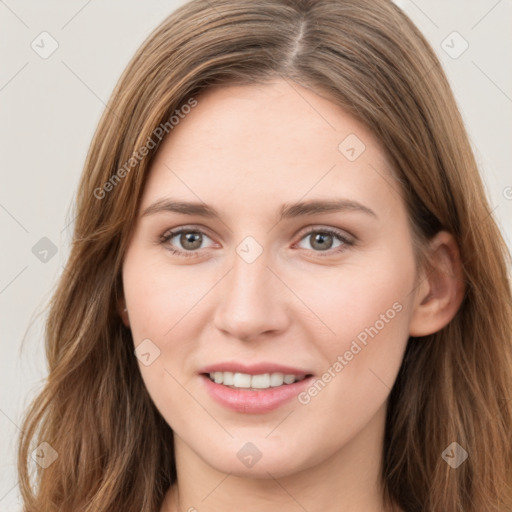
[201,374,313,414]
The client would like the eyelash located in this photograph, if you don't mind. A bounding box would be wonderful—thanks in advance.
[159,226,354,259]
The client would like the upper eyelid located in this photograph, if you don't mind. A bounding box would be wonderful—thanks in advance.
[295,225,354,240]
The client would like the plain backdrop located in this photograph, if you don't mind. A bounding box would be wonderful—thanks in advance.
[0,1,511,508]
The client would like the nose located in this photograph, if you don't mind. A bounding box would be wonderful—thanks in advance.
[213,248,291,342]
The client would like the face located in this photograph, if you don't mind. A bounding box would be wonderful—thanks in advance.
[121,79,421,478]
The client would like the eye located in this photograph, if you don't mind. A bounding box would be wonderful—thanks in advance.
[159,227,215,258]
[159,226,354,259]
[295,227,353,257]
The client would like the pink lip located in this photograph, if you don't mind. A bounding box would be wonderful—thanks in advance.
[199,362,314,414]
[201,376,313,414]
[199,362,310,377]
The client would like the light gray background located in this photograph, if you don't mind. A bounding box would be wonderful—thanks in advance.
[1,1,511,508]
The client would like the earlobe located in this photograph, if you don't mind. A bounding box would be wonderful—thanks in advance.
[409,231,466,337]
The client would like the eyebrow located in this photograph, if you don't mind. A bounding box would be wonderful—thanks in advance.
[141,197,377,220]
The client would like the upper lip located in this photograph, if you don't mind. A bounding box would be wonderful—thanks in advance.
[199,362,312,377]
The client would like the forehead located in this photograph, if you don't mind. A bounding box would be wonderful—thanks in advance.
[141,79,404,221]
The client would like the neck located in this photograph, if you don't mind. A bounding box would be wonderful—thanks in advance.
[161,403,399,512]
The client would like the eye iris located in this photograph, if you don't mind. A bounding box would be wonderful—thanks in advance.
[311,232,333,251]
[180,232,202,250]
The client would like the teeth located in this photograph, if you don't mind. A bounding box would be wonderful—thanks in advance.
[222,371,234,385]
[283,374,296,384]
[233,372,252,388]
[208,371,305,389]
[251,373,270,389]
[270,372,285,387]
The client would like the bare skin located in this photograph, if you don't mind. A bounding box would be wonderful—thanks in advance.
[119,79,464,512]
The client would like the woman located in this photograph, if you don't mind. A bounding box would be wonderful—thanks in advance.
[17,0,512,511]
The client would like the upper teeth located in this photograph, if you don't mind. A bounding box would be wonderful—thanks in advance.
[209,371,304,389]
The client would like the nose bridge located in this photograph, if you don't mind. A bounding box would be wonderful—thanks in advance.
[213,237,289,340]
[229,248,270,300]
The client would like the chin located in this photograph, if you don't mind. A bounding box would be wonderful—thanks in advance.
[192,434,321,479]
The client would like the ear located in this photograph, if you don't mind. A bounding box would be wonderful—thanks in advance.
[116,296,130,327]
[409,231,466,337]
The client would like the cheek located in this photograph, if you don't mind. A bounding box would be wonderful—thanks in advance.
[123,254,207,338]
[289,252,416,410]
[122,254,211,404]
[291,252,415,342]
[122,255,203,427]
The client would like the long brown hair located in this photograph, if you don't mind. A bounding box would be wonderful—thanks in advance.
[17,0,512,510]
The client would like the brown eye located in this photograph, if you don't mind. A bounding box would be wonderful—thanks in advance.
[309,232,335,251]
[177,231,203,250]
[160,228,215,257]
[296,228,353,256]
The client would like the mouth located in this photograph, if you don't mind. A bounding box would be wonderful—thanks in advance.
[204,371,309,390]
[199,363,314,413]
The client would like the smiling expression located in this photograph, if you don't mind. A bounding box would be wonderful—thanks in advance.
[121,78,422,478]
